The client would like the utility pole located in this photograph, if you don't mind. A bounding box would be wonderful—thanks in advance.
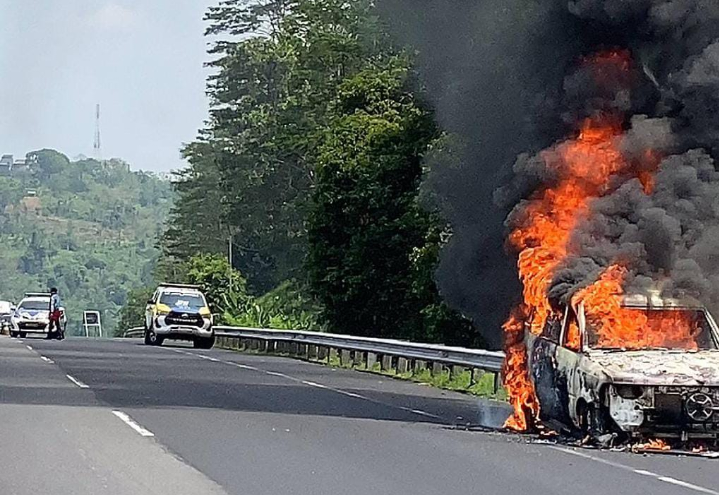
[228,235,234,293]
[93,104,102,160]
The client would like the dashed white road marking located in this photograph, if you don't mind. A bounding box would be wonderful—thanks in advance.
[40,356,55,364]
[163,345,443,421]
[112,411,155,437]
[26,345,33,351]
[66,374,90,389]
[551,446,719,495]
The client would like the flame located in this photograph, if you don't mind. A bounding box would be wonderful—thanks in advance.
[633,439,671,451]
[502,117,627,429]
[500,50,672,431]
[573,266,700,351]
[502,309,539,431]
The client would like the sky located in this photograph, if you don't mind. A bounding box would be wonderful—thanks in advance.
[0,0,216,172]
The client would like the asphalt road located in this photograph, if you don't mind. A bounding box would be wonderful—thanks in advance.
[1,336,718,495]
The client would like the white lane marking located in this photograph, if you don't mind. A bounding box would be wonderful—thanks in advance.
[66,374,90,389]
[40,356,55,364]
[551,447,719,495]
[26,345,33,351]
[112,411,155,437]
[658,477,719,495]
[163,345,445,421]
[301,380,329,389]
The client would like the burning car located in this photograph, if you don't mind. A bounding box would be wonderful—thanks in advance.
[527,289,719,442]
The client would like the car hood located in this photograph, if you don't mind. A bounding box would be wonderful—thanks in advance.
[588,350,719,386]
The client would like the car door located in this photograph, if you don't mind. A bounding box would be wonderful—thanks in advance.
[528,314,562,423]
[556,306,584,427]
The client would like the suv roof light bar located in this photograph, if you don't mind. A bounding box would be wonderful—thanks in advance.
[24,292,51,297]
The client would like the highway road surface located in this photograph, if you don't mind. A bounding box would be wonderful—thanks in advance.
[1,337,718,495]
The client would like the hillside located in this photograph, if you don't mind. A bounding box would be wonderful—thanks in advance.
[0,150,173,335]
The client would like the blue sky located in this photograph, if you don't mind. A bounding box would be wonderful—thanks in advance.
[0,0,216,172]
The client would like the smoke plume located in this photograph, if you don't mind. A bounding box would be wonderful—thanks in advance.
[379,0,719,346]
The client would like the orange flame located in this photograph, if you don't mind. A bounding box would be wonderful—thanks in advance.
[502,117,627,429]
[573,266,700,351]
[500,50,672,431]
[634,438,671,451]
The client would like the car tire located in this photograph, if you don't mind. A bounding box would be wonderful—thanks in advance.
[19,332,27,339]
[578,402,608,438]
[10,331,18,338]
[145,329,162,346]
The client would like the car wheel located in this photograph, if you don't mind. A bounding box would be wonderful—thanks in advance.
[10,331,18,338]
[19,332,27,339]
[145,329,161,346]
[578,402,609,438]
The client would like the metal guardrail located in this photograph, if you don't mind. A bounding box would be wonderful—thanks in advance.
[122,325,505,388]
[123,327,145,338]
[214,326,505,372]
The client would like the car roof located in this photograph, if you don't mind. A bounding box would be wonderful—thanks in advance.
[621,293,704,309]
[159,288,204,296]
[20,297,50,303]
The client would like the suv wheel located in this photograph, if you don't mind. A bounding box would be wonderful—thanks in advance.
[10,331,18,338]
[19,332,27,339]
[145,329,162,346]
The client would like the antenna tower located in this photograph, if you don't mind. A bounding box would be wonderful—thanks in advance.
[93,104,102,159]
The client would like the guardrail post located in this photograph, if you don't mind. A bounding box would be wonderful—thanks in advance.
[493,372,501,393]
[289,342,299,356]
[307,345,319,361]
[397,357,409,374]
[414,359,427,372]
[381,355,393,372]
[329,347,338,364]
[340,349,352,367]
[450,365,466,380]
[353,351,364,368]
[366,352,378,370]
[432,361,444,376]
[317,346,328,361]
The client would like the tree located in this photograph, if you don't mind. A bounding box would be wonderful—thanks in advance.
[185,254,251,322]
[307,59,476,345]
[116,287,154,336]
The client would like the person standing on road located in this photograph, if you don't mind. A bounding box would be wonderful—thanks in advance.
[49,288,64,340]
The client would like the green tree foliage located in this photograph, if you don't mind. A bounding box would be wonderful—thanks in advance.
[307,60,475,345]
[185,254,250,321]
[0,151,173,335]
[116,286,154,336]
[155,0,481,347]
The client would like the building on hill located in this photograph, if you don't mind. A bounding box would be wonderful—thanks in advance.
[12,158,29,173]
[0,155,13,175]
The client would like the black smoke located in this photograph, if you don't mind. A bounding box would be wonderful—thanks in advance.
[377,0,719,346]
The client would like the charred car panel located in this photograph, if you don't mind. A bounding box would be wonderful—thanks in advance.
[526,296,719,440]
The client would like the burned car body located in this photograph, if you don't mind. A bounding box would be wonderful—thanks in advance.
[526,293,719,440]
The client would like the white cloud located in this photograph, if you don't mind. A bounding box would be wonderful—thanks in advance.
[86,3,141,32]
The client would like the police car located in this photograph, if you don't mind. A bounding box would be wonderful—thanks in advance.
[144,284,215,348]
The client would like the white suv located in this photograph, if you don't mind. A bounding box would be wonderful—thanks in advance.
[145,284,215,348]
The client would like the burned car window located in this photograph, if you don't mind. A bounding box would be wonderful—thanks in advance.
[563,310,581,351]
[585,307,718,351]
[541,316,561,344]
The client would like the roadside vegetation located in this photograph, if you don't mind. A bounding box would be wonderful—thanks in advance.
[140,0,483,348]
[0,150,172,335]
